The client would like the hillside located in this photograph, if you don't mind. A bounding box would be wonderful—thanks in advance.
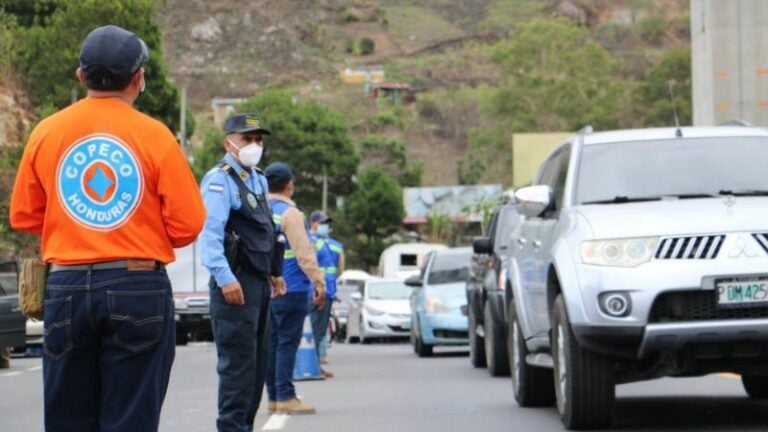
[160,0,690,185]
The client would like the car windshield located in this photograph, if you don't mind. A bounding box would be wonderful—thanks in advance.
[337,279,365,297]
[367,281,411,300]
[427,251,472,285]
[576,137,768,204]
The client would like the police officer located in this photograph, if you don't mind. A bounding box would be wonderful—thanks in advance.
[308,210,345,375]
[200,114,286,432]
[265,162,326,415]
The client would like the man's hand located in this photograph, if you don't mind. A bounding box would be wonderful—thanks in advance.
[312,287,326,309]
[270,276,287,298]
[221,281,245,305]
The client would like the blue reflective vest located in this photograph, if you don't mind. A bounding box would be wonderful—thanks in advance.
[270,199,312,293]
[311,234,340,299]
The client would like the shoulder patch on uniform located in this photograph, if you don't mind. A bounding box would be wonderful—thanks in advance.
[217,163,233,172]
[208,183,225,193]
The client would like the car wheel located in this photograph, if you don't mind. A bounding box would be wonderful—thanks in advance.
[415,317,433,357]
[508,297,555,406]
[175,326,189,346]
[468,298,487,368]
[484,300,510,376]
[742,375,768,399]
[552,295,614,430]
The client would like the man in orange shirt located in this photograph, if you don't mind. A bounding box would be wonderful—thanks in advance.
[9,25,205,432]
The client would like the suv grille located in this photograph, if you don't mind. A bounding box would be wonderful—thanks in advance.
[649,291,768,323]
[654,235,724,260]
[753,233,768,254]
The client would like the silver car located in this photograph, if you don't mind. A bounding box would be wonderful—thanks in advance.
[346,278,412,344]
[506,125,768,430]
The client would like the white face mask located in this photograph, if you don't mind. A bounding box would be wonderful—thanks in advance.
[228,139,263,168]
[317,224,330,237]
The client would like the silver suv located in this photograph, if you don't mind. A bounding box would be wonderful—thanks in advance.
[506,125,768,430]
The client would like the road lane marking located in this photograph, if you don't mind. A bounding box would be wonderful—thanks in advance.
[27,366,42,372]
[1,372,22,377]
[262,414,289,430]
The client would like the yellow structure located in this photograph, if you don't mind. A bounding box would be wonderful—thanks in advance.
[340,66,385,84]
[511,133,571,187]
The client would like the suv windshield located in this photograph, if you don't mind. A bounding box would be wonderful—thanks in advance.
[427,251,472,285]
[577,137,768,204]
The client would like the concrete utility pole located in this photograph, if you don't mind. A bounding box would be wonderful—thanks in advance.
[692,0,768,126]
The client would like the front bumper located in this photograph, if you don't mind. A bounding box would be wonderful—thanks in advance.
[363,313,411,338]
[420,313,468,345]
[174,309,211,333]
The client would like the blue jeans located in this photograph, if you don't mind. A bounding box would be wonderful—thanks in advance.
[210,270,271,432]
[43,267,175,432]
[266,291,309,401]
[309,295,333,358]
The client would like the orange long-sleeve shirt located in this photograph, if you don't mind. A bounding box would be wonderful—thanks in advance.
[9,97,206,264]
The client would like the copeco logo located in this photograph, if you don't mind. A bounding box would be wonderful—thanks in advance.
[56,135,143,231]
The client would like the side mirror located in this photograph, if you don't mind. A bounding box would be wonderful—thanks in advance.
[404,275,423,287]
[349,292,362,302]
[472,237,492,255]
[515,185,553,218]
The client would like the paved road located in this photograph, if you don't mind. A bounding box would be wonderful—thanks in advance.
[1,342,767,431]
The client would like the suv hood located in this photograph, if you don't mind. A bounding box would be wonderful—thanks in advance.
[574,197,768,238]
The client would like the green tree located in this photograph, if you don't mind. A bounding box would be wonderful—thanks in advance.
[235,90,359,210]
[340,166,403,269]
[633,48,692,127]
[359,134,422,187]
[0,144,38,258]
[7,0,189,135]
[489,18,624,132]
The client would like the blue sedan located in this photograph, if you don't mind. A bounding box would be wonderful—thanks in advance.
[406,247,473,357]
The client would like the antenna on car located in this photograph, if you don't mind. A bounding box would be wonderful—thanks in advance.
[668,81,683,138]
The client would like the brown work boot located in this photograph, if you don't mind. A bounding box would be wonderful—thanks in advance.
[321,368,334,378]
[275,398,316,415]
[267,400,277,414]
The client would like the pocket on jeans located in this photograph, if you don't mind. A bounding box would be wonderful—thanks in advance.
[108,290,166,353]
[43,296,73,360]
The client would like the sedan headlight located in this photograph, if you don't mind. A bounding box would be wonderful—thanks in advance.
[581,237,658,267]
[364,305,386,316]
[425,296,452,314]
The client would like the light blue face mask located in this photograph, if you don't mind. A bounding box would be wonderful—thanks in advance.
[317,224,330,237]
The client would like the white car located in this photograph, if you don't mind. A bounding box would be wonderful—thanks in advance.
[507,125,768,430]
[346,278,412,344]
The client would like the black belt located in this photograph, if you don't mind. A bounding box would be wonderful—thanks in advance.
[49,260,164,273]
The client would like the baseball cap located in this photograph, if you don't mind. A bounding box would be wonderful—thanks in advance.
[79,25,149,90]
[264,162,295,183]
[224,114,271,135]
[309,210,333,224]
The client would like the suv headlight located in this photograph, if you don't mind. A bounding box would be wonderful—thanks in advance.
[581,237,658,267]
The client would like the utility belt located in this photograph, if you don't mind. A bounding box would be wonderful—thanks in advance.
[49,259,164,273]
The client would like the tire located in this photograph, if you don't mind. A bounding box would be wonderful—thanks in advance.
[507,299,555,406]
[469,297,487,368]
[484,300,510,376]
[416,335,433,357]
[175,326,189,346]
[552,295,614,430]
[742,375,768,399]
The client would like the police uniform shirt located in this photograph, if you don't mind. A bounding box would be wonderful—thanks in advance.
[200,153,269,287]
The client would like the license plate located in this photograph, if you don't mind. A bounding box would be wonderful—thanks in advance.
[716,278,768,307]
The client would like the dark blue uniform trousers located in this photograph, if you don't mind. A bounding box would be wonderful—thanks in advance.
[210,269,271,432]
[43,267,175,432]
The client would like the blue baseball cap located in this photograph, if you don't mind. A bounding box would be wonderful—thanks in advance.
[309,210,332,223]
[79,25,149,90]
[264,162,295,183]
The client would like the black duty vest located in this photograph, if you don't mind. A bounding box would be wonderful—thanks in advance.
[218,161,277,276]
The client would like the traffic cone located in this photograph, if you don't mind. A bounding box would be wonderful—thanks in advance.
[293,316,325,381]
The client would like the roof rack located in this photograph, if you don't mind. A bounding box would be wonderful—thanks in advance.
[718,119,752,127]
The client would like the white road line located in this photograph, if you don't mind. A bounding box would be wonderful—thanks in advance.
[262,414,289,431]
[27,366,42,372]
[1,372,22,377]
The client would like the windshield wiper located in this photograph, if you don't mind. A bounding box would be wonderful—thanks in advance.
[719,189,768,197]
[582,196,663,205]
